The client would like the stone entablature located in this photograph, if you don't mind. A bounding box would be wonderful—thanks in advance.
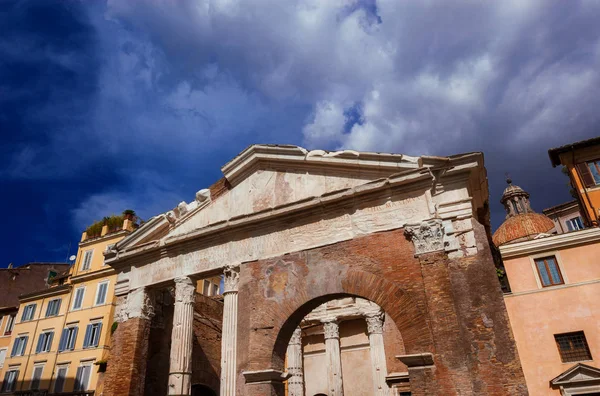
[105,146,486,294]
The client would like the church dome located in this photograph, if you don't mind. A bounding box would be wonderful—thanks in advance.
[492,212,555,246]
[492,178,555,246]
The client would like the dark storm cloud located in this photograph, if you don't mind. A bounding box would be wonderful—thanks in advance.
[1,0,599,266]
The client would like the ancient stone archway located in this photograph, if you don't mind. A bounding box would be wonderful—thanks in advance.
[191,383,217,396]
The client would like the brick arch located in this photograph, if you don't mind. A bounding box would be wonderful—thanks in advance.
[269,268,434,371]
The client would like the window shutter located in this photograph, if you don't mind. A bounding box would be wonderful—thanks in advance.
[58,329,68,352]
[30,305,36,320]
[54,299,61,315]
[81,365,91,391]
[577,163,596,187]
[93,323,103,347]
[69,327,78,350]
[19,336,28,355]
[46,332,54,352]
[83,324,92,348]
[74,366,83,391]
[11,339,19,357]
[567,221,574,231]
[36,334,44,353]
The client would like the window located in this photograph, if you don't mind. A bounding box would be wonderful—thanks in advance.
[72,287,85,310]
[58,326,78,352]
[45,298,62,317]
[534,256,564,287]
[95,281,109,306]
[577,160,600,187]
[21,304,36,322]
[30,364,44,390]
[74,363,92,391]
[81,250,93,271]
[54,365,68,393]
[11,335,28,357]
[1,368,19,393]
[35,331,54,353]
[83,322,103,348]
[4,314,15,335]
[0,348,6,368]
[203,281,210,295]
[566,216,584,231]
[555,331,593,363]
[212,283,219,296]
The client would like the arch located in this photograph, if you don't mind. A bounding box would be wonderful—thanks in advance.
[269,268,434,371]
[191,383,217,396]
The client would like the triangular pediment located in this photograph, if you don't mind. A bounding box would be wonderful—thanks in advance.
[551,363,600,386]
[167,145,421,238]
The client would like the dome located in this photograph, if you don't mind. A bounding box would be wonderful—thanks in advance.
[492,212,555,246]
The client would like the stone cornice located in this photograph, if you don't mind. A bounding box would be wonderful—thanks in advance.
[221,144,420,186]
[499,227,600,258]
[79,229,129,248]
[105,169,433,268]
[19,284,71,302]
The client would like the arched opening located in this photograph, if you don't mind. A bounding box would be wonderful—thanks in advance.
[283,295,409,395]
[191,383,217,396]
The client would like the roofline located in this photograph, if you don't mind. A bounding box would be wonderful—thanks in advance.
[499,226,600,258]
[548,136,600,167]
[19,284,72,302]
[0,262,69,270]
[542,200,579,215]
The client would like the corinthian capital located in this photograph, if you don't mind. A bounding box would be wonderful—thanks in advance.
[322,319,340,340]
[223,265,240,293]
[174,276,196,304]
[289,327,302,346]
[404,218,445,255]
[365,312,384,335]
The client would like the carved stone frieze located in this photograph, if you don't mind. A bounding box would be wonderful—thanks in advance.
[116,287,155,322]
[404,218,445,255]
[223,265,240,293]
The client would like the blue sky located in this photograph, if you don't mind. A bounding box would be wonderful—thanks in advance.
[1,0,599,267]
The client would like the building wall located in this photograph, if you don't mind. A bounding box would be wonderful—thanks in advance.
[503,233,600,395]
[1,231,125,393]
[0,309,17,382]
[558,145,600,226]
[543,202,584,234]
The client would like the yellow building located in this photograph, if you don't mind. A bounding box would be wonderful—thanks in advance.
[549,136,600,227]
[0,214,136,394]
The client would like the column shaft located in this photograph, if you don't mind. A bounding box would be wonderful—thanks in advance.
[286,328,304,396]
[168,277,196,395]
[220,266,240,396]
[323,320,344,396]
[366,313,389,396]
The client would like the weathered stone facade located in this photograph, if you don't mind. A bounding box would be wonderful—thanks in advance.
[101,145,528,395]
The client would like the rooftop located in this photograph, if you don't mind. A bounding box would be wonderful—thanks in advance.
[548,136,600,167]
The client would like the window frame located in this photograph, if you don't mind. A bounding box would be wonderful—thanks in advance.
[529,252,568,289]
[1,367,19,393]
[72,287,86,311]
[11,335,28,357]
[21,303,37,322]
[74,361,93,391]
[4,314,16,336]
[587,160,600,185]
[45,298,62,317]
[30,363,45,390]
[83,321,103,349]
[58,325,78,352]
[94,281,110,306]
[53,364,69,393]
[566,216,584,231]
[0,347,7,369]
[554,331,593,363]
[81,249,94,271]
[36,330,54,354]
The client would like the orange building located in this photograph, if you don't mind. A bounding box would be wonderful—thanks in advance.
[494,181,600,395]
[549,136,600,227]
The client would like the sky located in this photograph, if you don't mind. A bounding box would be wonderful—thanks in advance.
[1,0,600,267]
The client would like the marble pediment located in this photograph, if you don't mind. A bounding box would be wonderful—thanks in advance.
[168,145,420,238]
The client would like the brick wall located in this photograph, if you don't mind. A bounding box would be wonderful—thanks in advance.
[237,222,528,395]
[192,293,223,393]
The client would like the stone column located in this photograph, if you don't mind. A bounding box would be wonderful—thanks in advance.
[168,277,196,395]
[221,265,240,396]
[286,327,304,396]
[366,312,389,396]
[322,319,344,396]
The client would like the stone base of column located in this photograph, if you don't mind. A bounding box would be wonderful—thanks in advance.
[103,317,151,396]
[168,372,192,395]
